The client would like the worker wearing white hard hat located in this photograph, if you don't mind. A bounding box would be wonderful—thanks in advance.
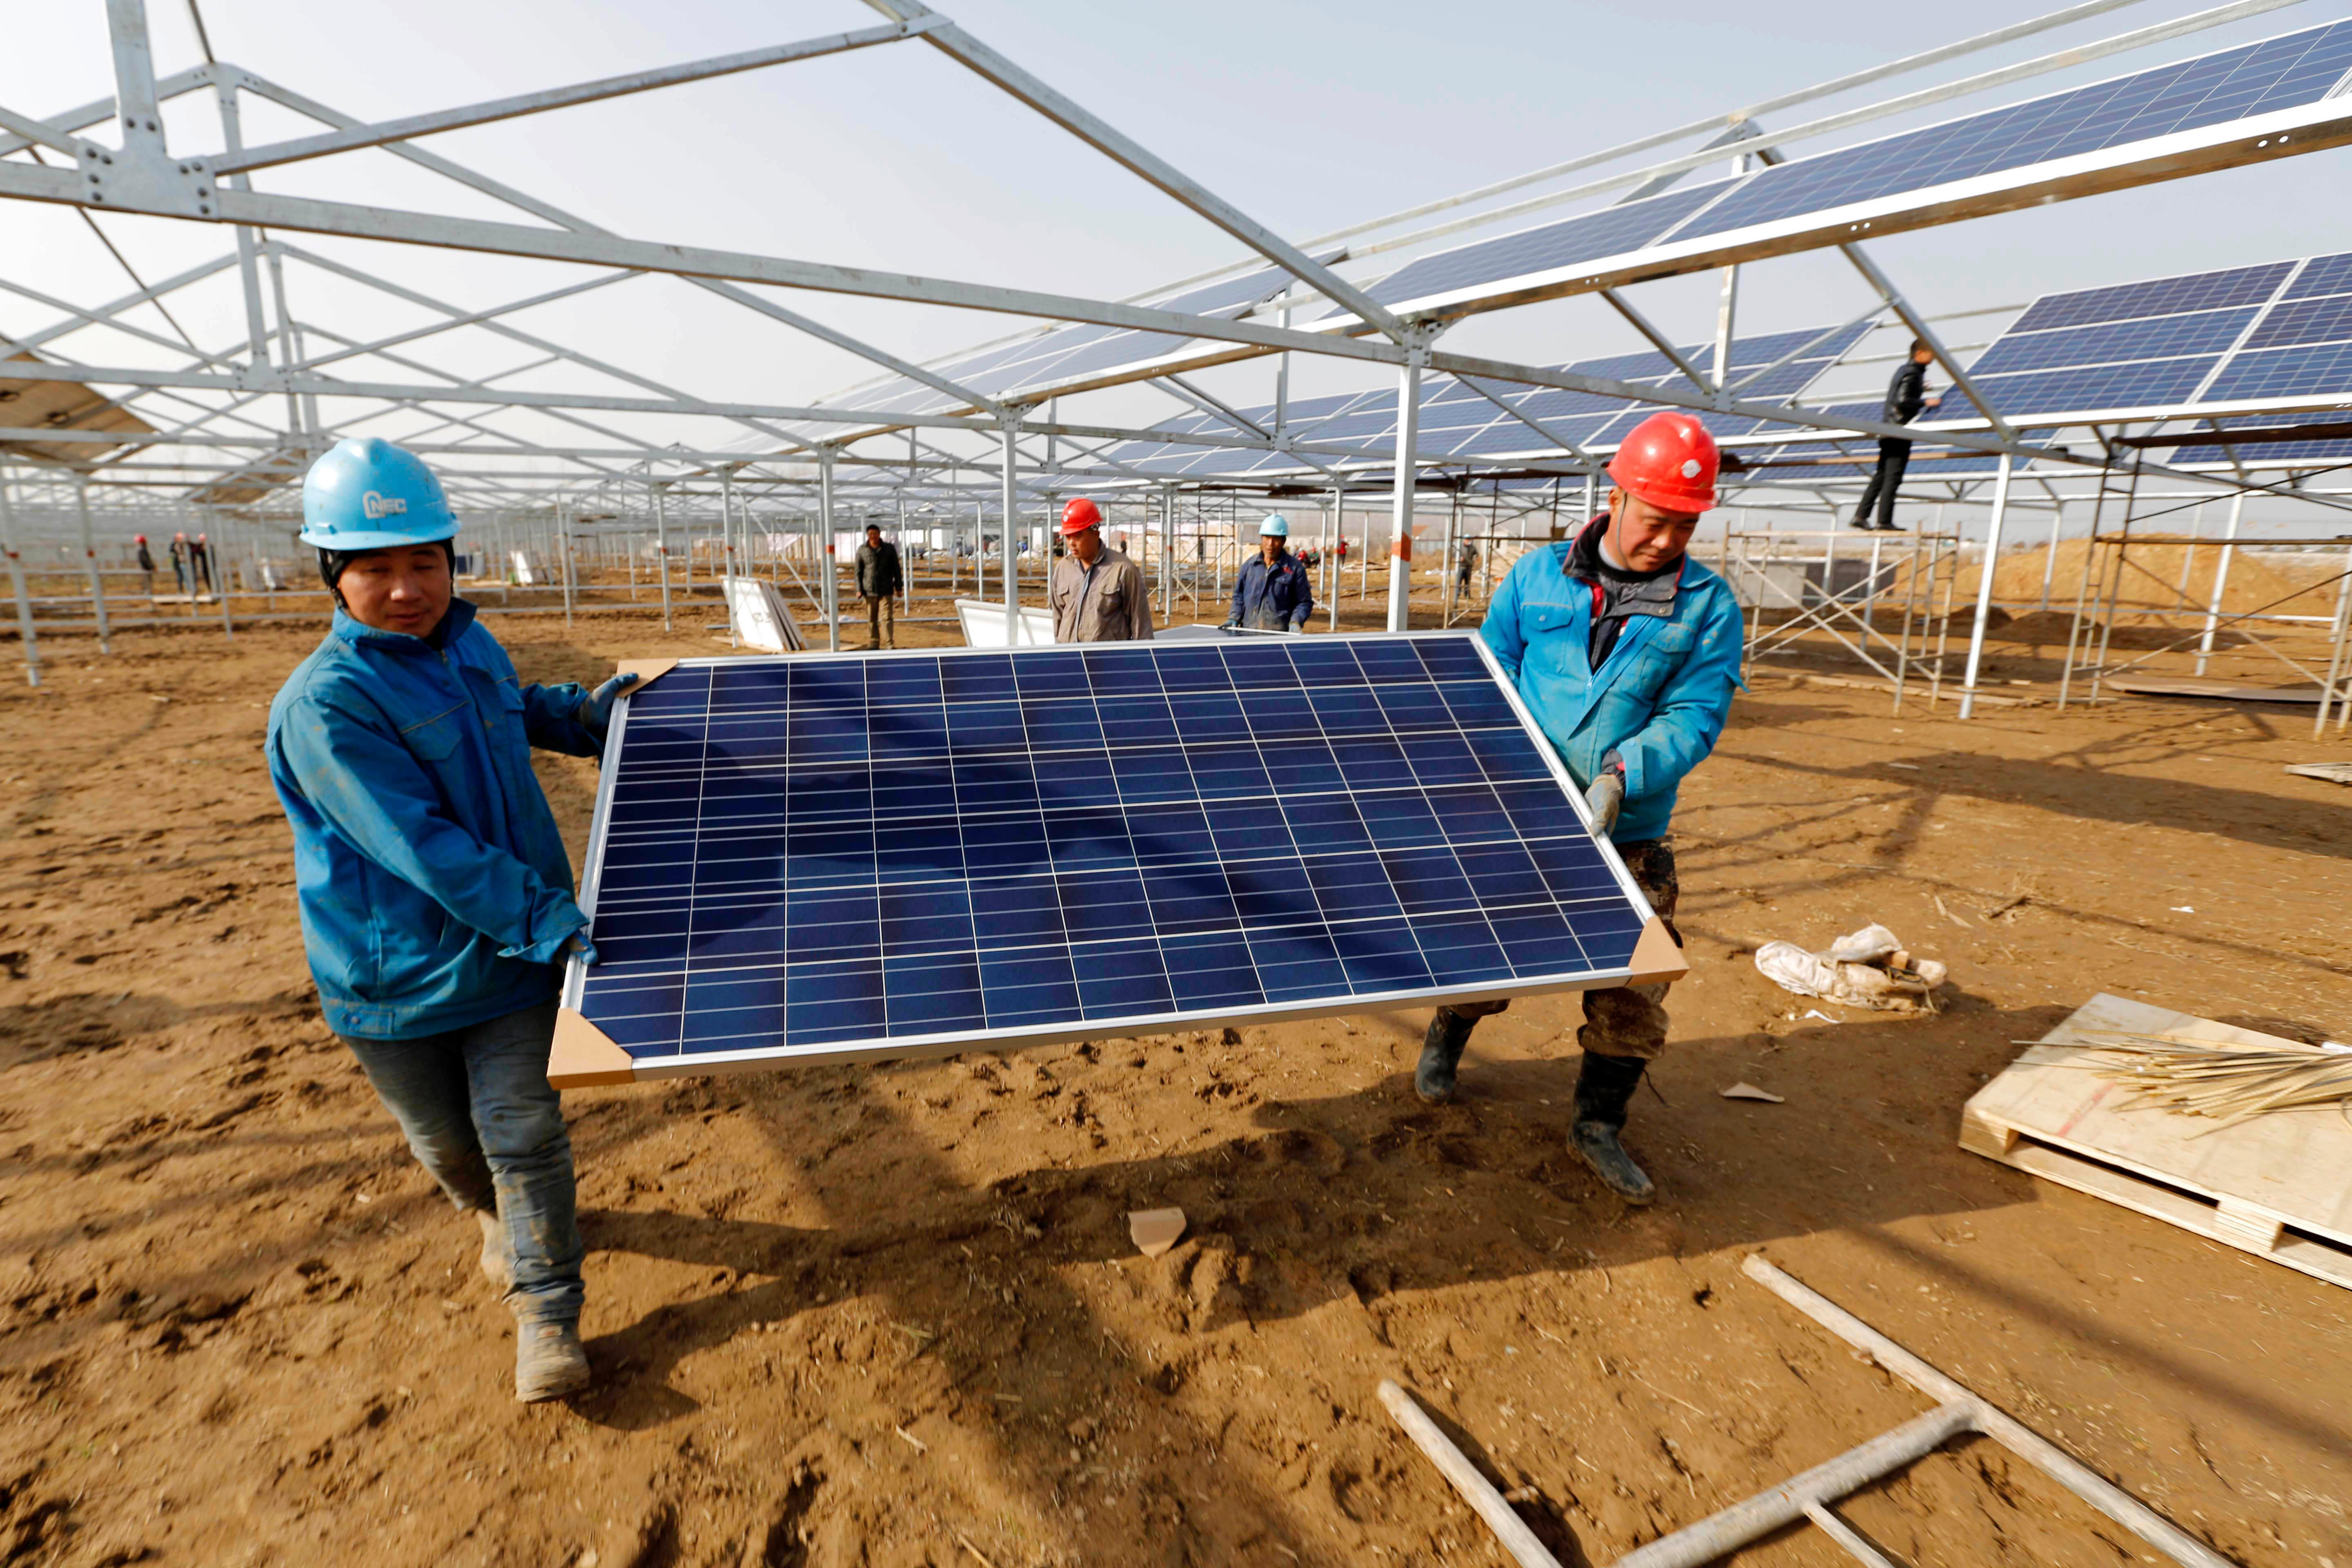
[1225,514,1314,633]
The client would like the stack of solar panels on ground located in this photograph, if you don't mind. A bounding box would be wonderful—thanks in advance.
[565,635,1661,1076]
[1102,321,1869,481]
[1329,22,2352,323]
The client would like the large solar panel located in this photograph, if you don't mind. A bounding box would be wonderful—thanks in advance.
[550,636,1675,1083]
[1335,21,2352,322]
[1964,249,2352,422]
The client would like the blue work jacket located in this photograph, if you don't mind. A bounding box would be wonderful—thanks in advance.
[265,600,603,1039]
[1479,540,1744,843]
[1229,550,1315,630]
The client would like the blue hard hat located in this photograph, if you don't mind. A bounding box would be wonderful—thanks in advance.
[1258,514,1290,538]
[299,437,459,550]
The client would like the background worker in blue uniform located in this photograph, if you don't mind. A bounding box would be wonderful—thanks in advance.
[265,437,637,1402]
[1417,412,1744,1204]
[1850,339,1942,531]
[1225,513,1315,631]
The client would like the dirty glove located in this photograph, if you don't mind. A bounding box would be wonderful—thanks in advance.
[564,930,600,968]
[1585,755,1626,837]
[579,670,640,742]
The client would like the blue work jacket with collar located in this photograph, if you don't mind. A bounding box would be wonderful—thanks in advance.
[1229,549,1315,630]
[265,599,603,1040]
[1479,533,1744,843]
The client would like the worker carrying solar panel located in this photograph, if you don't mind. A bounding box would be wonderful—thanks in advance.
[1225,513,1315,632]
[263,437,639,1405]
[1417,412,1744,1205]
[1049,497,1154,641]
[1850,340,1944,532]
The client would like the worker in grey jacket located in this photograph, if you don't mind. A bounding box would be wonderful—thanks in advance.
[854,523,903,649]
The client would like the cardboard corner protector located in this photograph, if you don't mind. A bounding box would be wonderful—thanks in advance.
[548,1007,637,1089]
[1626,915,1688,987]
[619,657,679,692]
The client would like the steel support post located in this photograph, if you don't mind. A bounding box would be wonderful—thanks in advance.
[1387,360,1422,633]
[74,475,113,655]
[2314,548,2352,740]
[1160,484,1176,620]
[1000,420,1020,646]
[819,448,840,652]
[652,483,673,632]
[1957,452,2012,719]
[2194,491,2244,676]
[213,508,234,641]
[559,499,575,627]
[0,468,40,687]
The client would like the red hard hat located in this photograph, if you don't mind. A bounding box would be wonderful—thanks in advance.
[174,531,186,540]
[1606,412,1719,514]
[1060,497,1101,536]
[135,534,147,543]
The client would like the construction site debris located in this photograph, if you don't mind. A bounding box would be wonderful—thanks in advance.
[1127,1207,1187,1258]
[1754,924,1948,1011]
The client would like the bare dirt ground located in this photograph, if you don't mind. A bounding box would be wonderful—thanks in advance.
[3,586,2349,1568]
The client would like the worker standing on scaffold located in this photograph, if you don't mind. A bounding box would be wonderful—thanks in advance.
[265,436,638,1402]
[1418,413,1744,1205]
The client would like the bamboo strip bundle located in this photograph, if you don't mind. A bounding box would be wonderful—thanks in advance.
[2025,1029,2352,1133]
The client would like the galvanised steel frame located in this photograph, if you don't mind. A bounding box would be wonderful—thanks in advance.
[2,0,2350,704]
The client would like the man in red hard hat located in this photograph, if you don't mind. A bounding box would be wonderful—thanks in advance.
[1048,497,1153,642]
[1419,411,1745,1205]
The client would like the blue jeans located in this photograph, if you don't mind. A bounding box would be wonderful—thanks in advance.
[340,999,584,1325]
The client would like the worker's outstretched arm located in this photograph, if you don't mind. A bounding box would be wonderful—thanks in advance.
[1290,564,1314,630]
[1478,554,1532,682]
[1615,596,1744,808]
[517,670,637,756]
[278,694,588,962]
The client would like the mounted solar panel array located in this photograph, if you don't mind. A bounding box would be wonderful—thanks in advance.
[550,637,1677,1083]
[2169,412,2352,466]
[1331,22,2352,324]
[1962,249,2352,421]
[1099,321,1873,481]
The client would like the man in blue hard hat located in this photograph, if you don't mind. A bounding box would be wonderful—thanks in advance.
[1225,514,1314,633]
[1416,412,1744,1206]
[265,436,637,1403]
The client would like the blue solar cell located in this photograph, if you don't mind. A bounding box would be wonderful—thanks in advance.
[574,635,1653,1068]
[2241,293,2352,350]
[1358,184,1725,312]
[2008,263,2294,333]
[2204,341,2352,401]
[1973,356,2218,416]
[1970,308,2259,376]
[2285,252,2352,300]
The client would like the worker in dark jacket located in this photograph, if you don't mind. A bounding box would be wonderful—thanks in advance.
[1851,340,1941,531]
[854,523,903,649]
[1225,514,1314,631]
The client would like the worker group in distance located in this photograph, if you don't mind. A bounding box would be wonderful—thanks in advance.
[262,408,1742,1403]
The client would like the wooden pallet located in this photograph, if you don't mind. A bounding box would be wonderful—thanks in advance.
[1961,994,2352,1291]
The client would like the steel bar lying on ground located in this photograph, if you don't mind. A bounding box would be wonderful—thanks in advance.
[1740,1254,2235,1568]
[1376,1380,1563,1568]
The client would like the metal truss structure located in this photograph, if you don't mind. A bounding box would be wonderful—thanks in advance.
[4,0,2351,706]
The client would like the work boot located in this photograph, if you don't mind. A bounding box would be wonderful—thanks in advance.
[515,1321,592,1403]
[1415,1008,1476,1104]
[1571,1052,1656,1205]
[474,1207,513,1295]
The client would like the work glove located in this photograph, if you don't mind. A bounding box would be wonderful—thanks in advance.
[1585,768,1624,837]
[564,930,600,968]
[579,670,640,742]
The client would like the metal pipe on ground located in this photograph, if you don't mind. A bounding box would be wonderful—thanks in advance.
[1376,1381,1560,1568]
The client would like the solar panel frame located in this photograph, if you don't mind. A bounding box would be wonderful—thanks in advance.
[552,635,1676,1083]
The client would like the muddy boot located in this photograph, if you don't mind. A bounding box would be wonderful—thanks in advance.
[475,1207,514,1294]
[1415,1008,1476,1105]
[1571,1053,1655,1205]
[515,1321,591,1403]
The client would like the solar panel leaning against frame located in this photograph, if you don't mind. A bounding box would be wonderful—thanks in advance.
[547,635,1684,1086]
